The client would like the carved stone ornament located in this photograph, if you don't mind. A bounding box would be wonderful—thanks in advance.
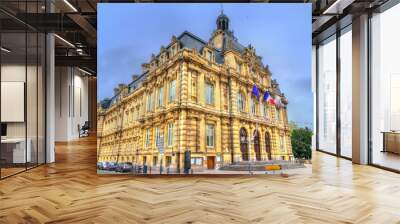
[171,35,177,43]
[204,73,216,84]
[160,45,166,53]
[166,72,177,81]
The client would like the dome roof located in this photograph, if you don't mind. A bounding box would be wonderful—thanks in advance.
[217,11,229,21]
[216,11,229,31]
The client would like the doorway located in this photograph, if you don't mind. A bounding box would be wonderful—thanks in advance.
[240,128,249,161]
[207,156,215,169]
[254,131,261,161]
[265,132,272,160]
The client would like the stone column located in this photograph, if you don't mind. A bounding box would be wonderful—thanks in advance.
[199,114,205,153]
[216,118,222,154]
[232,120,241,162]
[231,79,239,113]
[187,70,192,103]
[180,62,189,104]
[215,77,221,110]
[199,72,205,106]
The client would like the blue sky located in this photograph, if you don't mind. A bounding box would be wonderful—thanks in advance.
[98,3,312,128]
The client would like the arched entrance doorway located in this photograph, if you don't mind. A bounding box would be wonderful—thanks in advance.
[253,130,261,161]
[265,132,272,160]
[240,128,249,161]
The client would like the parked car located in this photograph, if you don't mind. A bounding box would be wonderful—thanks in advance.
[101,162,111,170]
[102,162,117,171]
[97,162,104,170]
[116,162,133,173]
[107,162,118,171]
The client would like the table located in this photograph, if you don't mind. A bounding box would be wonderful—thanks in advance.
[382,131,400,154]
[1,138,31,164]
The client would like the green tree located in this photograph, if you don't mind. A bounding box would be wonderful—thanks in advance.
[291,126,312,160]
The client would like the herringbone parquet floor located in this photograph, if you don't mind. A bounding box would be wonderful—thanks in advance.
[1,136,400,224]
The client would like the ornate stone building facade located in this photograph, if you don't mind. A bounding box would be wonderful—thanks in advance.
[97,13,293,170]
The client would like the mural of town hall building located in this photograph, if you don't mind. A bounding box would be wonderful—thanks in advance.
[97,12,293,171]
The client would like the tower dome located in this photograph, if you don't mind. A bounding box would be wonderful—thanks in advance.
[216,11,229,31]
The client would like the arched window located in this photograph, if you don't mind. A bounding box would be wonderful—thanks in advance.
[237,91,245,112]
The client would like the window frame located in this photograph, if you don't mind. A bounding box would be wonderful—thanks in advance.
[167,122,174,147]
[206,123,215,148]
[237,91,245,112]
[205,82,214,105]
[146,93,152,112]
[169,80,176,102]
[145,128,151,148]
[158,86,164,107]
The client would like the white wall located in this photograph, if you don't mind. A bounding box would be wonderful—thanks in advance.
[55,67,89,141]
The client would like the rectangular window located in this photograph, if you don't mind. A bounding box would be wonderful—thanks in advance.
[145,128,151,148]
[263,104,268,118]
[317,35,337,154]
[205,82,214,105]
[339,27,352,158]
[167,123,174,146]
[158,86,164,107]
[169,80,176,102]
[146,94,152,112]
[191,157,203,165]
[371,5,400,171]
[236,62,241,74]
[260,103,264,117]
[237,92,245,112]
[251,98,256,115]
[155,126,162,147]
[206,124,215,147]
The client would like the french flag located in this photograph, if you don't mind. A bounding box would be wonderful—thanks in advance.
[263,91,276,105]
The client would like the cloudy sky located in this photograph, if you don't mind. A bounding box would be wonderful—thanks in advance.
[98,3,312,128]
